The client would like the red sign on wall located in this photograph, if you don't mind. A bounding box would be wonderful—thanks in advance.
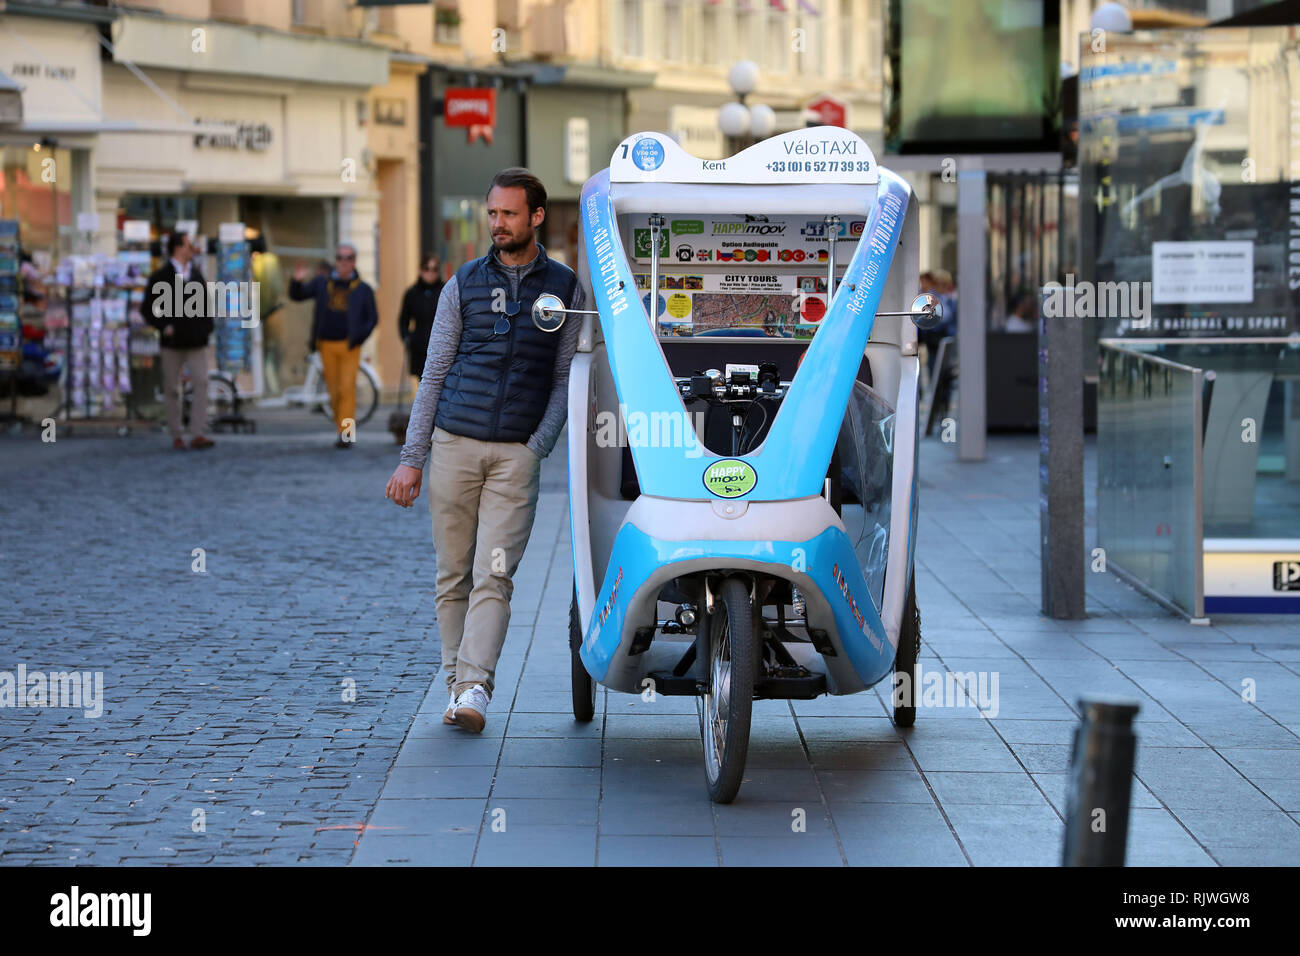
[806,95,847,128]
[444,88,496,128]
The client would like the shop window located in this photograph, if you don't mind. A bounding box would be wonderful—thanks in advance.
[0,144,78,262]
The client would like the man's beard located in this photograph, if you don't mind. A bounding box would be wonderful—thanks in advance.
[493,229,533,254]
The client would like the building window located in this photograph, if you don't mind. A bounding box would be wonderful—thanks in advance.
[435,4,461,45]
[736,2,757,64]
[796,12,821,75]
[699,0,721,65]
[839,0,854,79]
[664,0,684,61]
[623,0,644,57]
[766,3,788,73]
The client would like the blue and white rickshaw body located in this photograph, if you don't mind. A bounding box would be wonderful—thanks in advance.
[559,129,927,802]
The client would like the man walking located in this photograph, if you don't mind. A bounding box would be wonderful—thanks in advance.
[143,229,215,451]
[289,243,379,447]
[384,168,584,733]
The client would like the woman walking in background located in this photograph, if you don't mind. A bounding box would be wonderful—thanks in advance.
[398,253,443,382]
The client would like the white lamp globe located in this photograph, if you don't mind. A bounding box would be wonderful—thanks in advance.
[1090,2,1132,33]
[727,60,760,97]
[718,101,751,138]
[749,103,776,139]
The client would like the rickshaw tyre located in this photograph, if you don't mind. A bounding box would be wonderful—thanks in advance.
[703,577,756,804]
[892,577,921,728]
[570,586,596,722]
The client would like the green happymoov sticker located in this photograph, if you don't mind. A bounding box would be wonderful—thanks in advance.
[703,459,757,498]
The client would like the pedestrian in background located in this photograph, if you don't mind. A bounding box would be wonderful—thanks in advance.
[384,167,583,734]
[398,253,444,383]
[289,243,378,448]
[142,229,215,451]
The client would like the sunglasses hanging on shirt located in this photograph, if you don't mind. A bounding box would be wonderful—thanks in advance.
[493,300,521,336]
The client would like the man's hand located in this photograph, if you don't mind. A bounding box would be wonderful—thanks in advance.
[163,324,174,337]
[292,261,309,282]
[385,464,422,508]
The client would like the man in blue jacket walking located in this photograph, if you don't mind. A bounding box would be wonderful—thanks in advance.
[289,243,379,447]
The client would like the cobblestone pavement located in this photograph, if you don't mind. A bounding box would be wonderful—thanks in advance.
[1,411,458,865]
[3,414,1298,866]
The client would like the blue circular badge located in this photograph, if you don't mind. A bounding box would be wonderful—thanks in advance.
[632,138,665,171]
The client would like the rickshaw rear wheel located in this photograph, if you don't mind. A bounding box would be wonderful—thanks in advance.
[701,577,756,804]
[570,585,596,722]
[891,577,921,728]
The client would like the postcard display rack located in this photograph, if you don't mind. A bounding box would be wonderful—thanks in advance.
[52,255,142,430]
[0,220,21,423]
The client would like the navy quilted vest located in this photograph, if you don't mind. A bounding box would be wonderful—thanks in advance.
[434,246,577,443]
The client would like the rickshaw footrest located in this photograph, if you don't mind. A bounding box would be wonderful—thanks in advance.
[646,671,827,700]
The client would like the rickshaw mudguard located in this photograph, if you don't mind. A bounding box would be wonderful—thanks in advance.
[578,158,912,503]
[579,512,895,695]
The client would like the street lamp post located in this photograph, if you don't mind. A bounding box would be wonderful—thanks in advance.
[717,60,775,153]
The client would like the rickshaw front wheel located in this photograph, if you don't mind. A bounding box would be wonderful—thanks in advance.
[701,577,756,804]
[570,585,596,722]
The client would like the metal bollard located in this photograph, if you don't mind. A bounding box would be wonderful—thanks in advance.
[1062,696,1140,866]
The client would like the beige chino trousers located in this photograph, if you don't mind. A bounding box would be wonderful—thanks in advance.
[428,426,543,699]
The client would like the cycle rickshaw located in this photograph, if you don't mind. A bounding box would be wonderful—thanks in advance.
[531,128,939,802]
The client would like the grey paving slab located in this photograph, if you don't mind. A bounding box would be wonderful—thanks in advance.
[941,803,1064,866]
[597,798,716,837]
[472,826,597,866]
[481,797,599,828]
[351,833,478,867]
[597,835,718,866]
[498,737,603,767]
[818,769,936,804]
[718,836,844,866]
[1123,809,1217,867]
[488,766,602,800]
[924,771,1055,808]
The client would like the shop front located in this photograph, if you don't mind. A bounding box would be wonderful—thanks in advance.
[96,12,388,401]
[1081,25,1300,616]
[421,65,529,277]
[525,66,650,269]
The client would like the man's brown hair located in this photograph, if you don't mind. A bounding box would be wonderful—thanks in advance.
[487,167,547,215]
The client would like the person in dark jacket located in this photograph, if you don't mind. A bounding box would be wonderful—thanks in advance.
[142,229,215,451]
[288,243,378,447]
[398,253,443,378]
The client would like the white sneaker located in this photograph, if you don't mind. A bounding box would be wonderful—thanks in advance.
[453,684,490,733]
[443,691,456,725]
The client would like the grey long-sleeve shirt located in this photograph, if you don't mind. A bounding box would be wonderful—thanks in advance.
[398,251,584,470]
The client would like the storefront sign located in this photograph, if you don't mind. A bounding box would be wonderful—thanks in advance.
[565,117,590,185]
[807,94,847,128]
[444,88,496,127]
[193,119,273,152]
[1151,241,1254,304]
